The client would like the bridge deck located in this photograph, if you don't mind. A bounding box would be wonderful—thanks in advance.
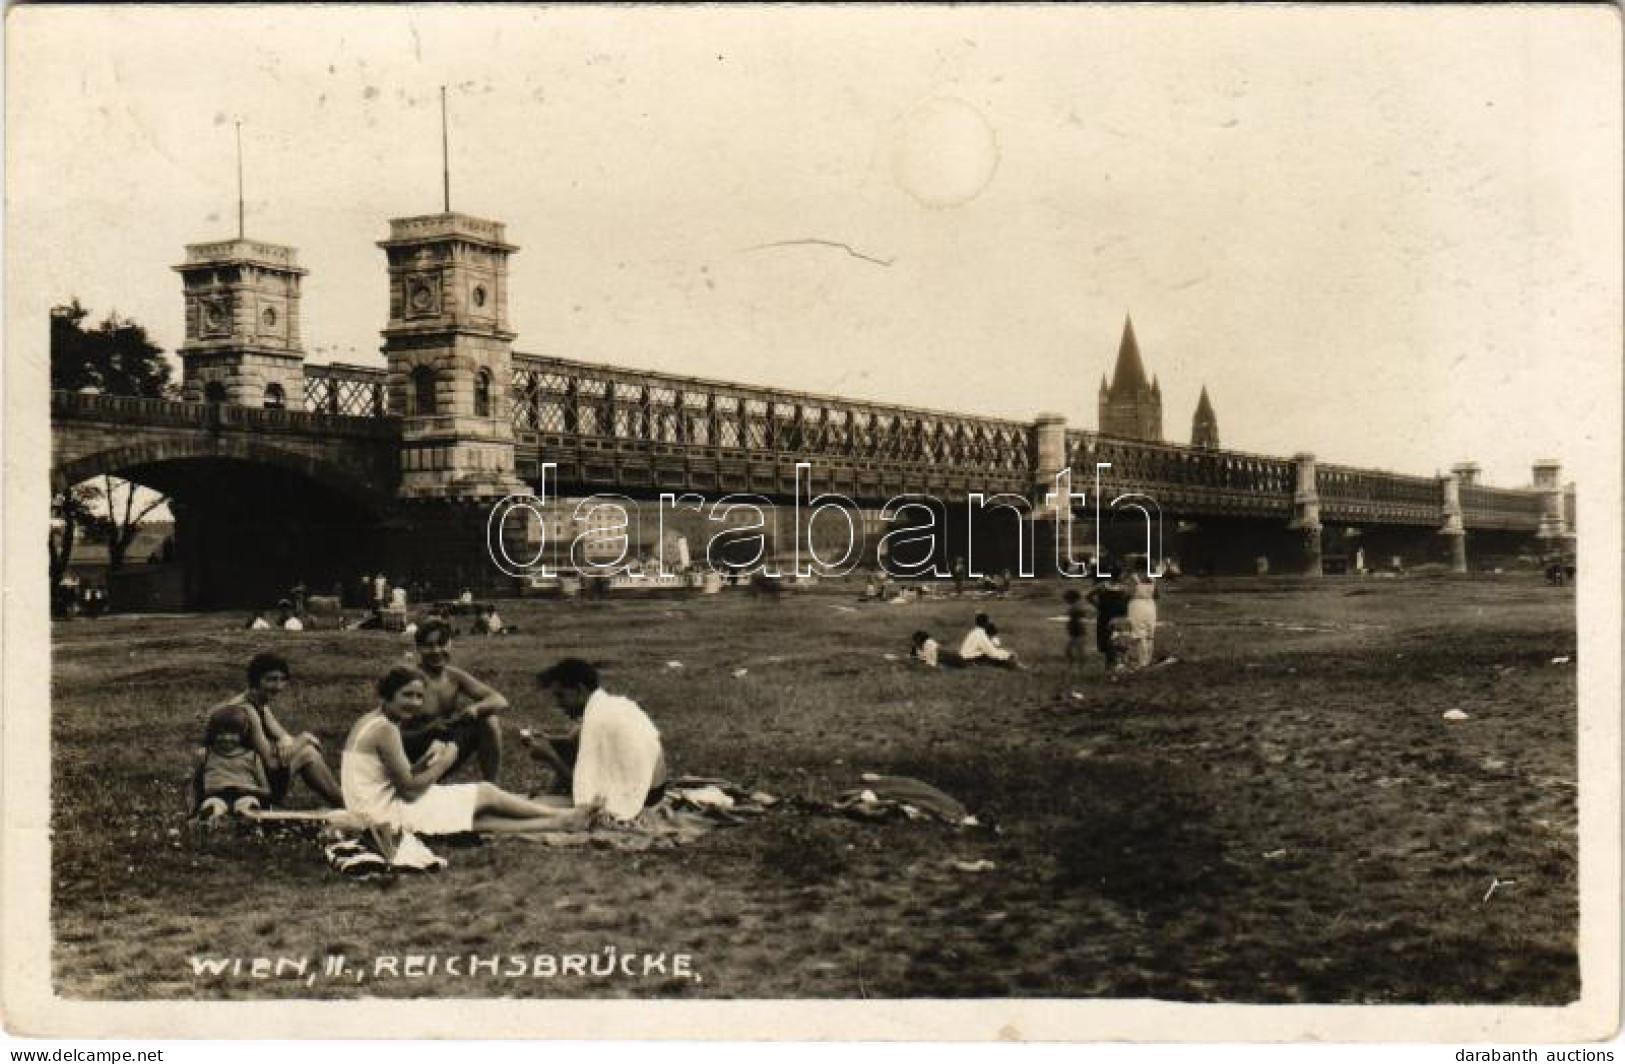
[49,357,1552,533]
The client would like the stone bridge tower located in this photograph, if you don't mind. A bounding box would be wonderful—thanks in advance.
[173,239,308,409]
[379,212,525,499]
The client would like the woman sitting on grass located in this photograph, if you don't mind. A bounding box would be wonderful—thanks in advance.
[342,666,596,835]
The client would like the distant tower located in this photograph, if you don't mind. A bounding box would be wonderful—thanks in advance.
[1191,385,1219,449]
[1097,314,1163,441]
[379,89,524,498]
[379,212,524,498]
[173,124,307,409]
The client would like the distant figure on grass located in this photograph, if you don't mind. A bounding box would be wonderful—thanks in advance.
[1123,567,1161,668]
[952,556,967,596]
[910,630,940,667]
[1063,588,1090,693]
[195,651,343,809]
[346,606,385,631]
[245,610,272,631]
[959,613,1020,668]
[342,666,592,836]
[521,658,668,820]
[397,619,508,783]
[276,601,304,632]
[1086,576,1130,670]
[470,604,511,636]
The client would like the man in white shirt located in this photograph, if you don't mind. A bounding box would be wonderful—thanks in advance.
[524,658,667,820]
[958,613,1018,668]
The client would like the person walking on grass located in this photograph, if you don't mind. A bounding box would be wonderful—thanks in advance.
[342,666,594,836]
[196,651,343,808]
[1086,575,1130,671]
[1123,564,1161,668]
[1062,588,1090,696]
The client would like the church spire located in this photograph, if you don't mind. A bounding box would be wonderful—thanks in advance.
[1107,313,1151,395]
[1097,313,1163,442]
[1192,384,1220,449]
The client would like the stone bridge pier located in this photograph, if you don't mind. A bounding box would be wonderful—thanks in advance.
[1289,452,1324,577]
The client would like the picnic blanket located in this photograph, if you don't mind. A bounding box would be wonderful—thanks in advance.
[829,774,979,827]
[514,776,780,851]
[324,825,447,879]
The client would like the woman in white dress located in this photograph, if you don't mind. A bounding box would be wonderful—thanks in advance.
[1123,568,1161,668]
[342,666,594,835]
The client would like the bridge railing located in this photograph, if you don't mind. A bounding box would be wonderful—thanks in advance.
[1064,431,1297,515]
[304,363,388,418]
[511,352,1034,480]
[1460,483,1546,530]
[1316,463,1443,525]
[53,390,215,428]
[52,389,397,440]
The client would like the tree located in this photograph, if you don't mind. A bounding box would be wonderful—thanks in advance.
[49,483,103,588]
[51,299,172,397]
[49,302,173,586]
[98,475,169,576]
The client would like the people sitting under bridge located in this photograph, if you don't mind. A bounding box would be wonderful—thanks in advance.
[958,614,1020,668]
[343,666,595,837]
[469,604,514,636]
[397,619,508,784]
[521,658,668,820]
[194,651,344,810]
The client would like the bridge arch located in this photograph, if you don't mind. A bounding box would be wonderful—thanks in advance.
[53,437,393,611]
[53,435,391,512]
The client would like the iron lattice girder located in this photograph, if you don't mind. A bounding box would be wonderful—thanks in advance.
[507,353,1032,480]
[304,365,387,418]
[1065,430,1298,517]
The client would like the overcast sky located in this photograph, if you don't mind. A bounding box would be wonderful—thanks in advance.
[9,5,1620,486]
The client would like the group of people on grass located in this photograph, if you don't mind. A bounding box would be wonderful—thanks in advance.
[909,613,1022,669]
[192,621,665,838]
[908,565,1163,688]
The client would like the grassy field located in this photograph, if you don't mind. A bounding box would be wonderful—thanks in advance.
[50,574,1578,1002]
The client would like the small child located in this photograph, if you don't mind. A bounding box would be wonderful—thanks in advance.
[193,712,271,821]
[1063,588,1089,694]
[910,630,940,667]
[1108,616,1137,673]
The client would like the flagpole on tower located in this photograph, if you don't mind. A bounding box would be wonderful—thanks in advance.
[235,120,245,238]
[440,85,451,213]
